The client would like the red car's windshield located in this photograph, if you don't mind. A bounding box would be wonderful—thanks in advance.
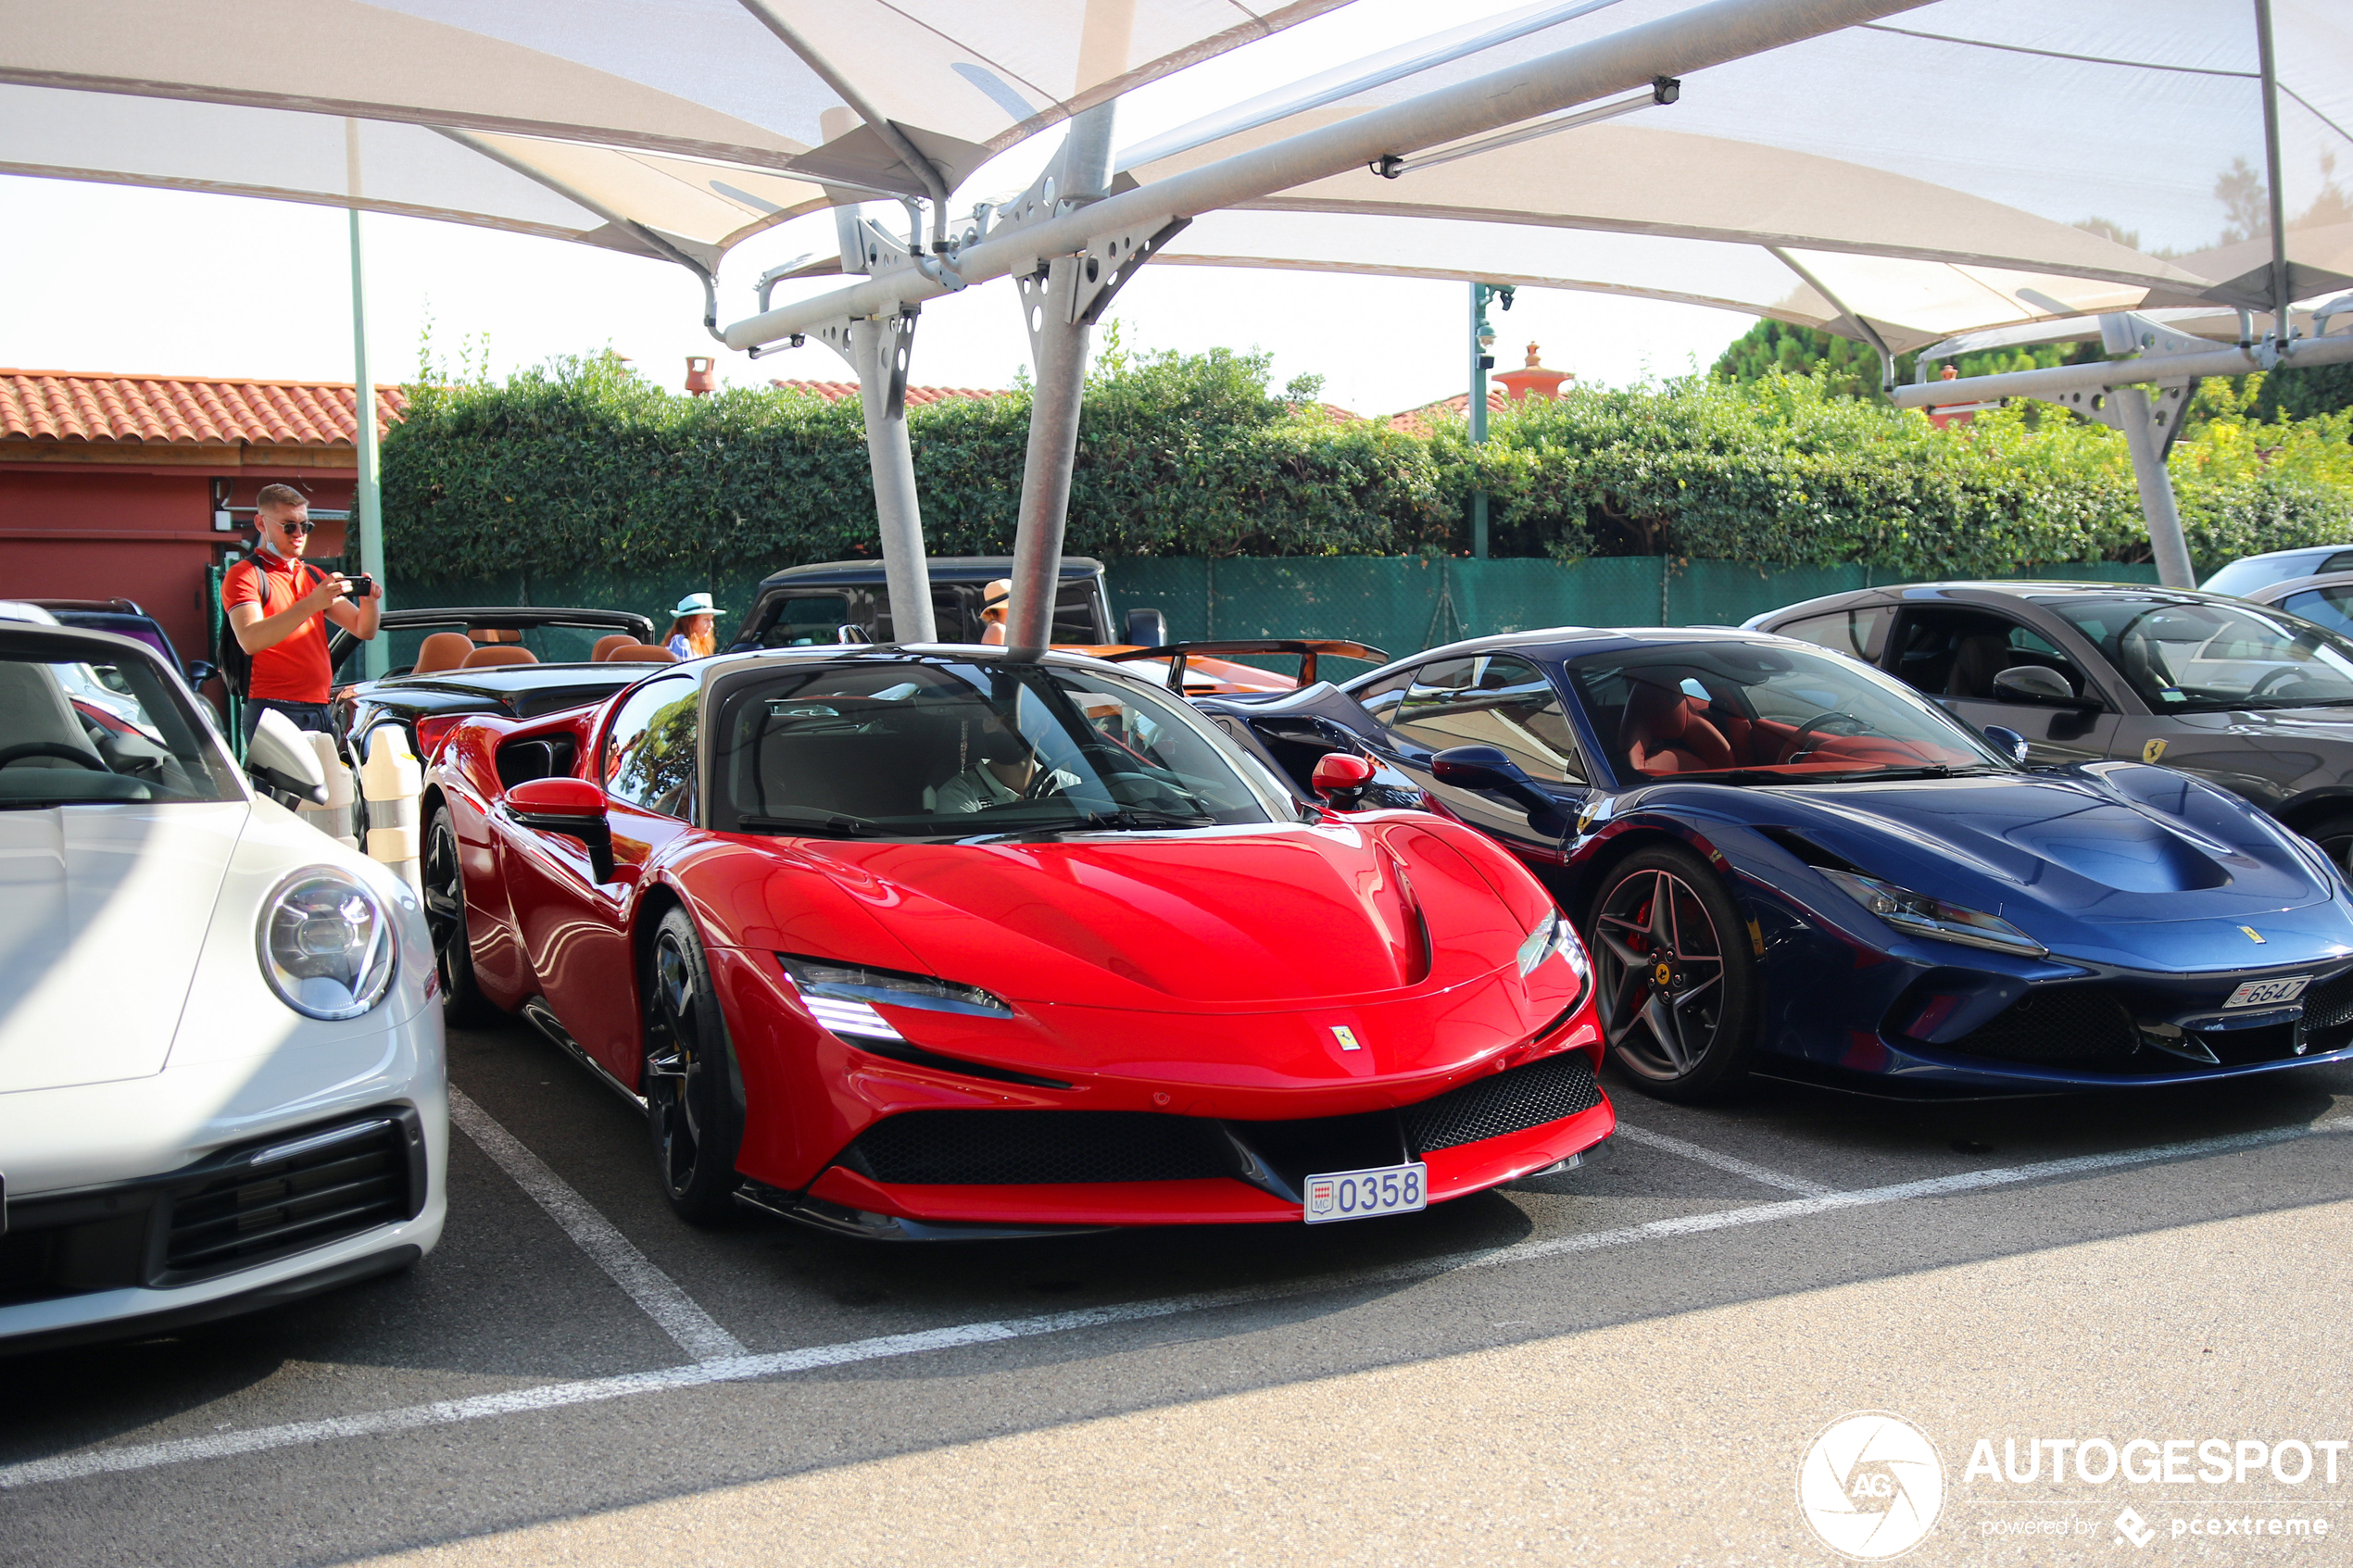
[708,660,1293,839]
[1566,643,2004,784]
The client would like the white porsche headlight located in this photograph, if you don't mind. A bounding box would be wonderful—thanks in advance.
[257,867,396,1020]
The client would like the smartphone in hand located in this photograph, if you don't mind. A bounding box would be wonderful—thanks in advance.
[345,573,374,601]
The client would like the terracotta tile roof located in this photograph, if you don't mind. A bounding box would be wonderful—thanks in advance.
[770,379,1009,407]
[1384,390,1510,437]
[0,370,408,446]
[770,381,1373,426]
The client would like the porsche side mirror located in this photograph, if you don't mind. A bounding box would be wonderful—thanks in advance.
[1429,746,1572,837]
[183,659,219,689]
[1982,725,2031,764]
[1990,666,2078,706]
[246,707,330,804]
[506,776,615,883]
[1310,750,1377,807]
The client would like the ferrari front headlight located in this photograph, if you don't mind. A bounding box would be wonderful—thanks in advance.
[779,955,1013,1042]
[257,866,396,1020]
[1819,868,2045,957]
[1516,911,1593,994]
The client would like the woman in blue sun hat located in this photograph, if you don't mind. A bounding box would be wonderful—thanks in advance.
[662,591,726,660]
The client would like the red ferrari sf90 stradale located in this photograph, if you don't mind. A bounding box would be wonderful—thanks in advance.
[422,646,1611,1237]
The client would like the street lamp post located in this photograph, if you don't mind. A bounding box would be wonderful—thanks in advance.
[1467,282,1512,559]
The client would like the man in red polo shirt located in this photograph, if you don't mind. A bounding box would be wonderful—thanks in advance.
[224,483,382,743]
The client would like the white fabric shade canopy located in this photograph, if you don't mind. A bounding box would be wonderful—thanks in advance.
[1119,0,2353,346]
[0,0,1348,270]
[1135,116,2216,353]
[0,86,830,271]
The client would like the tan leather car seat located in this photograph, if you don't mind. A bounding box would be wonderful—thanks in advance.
[589,633,635,663]
[413,632,474,674]
[460,645,539,669]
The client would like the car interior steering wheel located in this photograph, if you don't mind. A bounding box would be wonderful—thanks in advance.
[2247,667,2308,699]
[1784,711,1870,763]
[0,742,110,771]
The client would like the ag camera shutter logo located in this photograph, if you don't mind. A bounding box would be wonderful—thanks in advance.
[1798,1411,1945,1560]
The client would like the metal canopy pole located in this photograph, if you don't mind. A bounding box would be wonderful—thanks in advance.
[1007,105,1120,652]
[2110,384,2196,589]
[722,0,1940,354]
[813,310,937,643]
[346,121,388,679]
[2254,0,2296,342]
[1468,283,1504,559]
[2093,314,2197,590]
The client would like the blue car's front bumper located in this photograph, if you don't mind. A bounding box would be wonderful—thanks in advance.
[1741,872,2353,1097]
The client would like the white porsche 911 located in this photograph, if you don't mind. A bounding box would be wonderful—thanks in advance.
[0,620,445,1353]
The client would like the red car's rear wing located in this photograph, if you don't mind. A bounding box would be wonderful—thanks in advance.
[1099,639,1390,692]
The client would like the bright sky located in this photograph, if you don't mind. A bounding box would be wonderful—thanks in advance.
[0,0,1755,417]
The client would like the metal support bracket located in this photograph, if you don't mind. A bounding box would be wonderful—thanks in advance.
[812,308,919,421]
[1014,215,1191,352]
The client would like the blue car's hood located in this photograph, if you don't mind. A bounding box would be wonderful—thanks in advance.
[1734,763,2351,971]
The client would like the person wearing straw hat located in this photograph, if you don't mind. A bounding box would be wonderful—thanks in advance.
[979,579,1012,646]
[662,592,726,660]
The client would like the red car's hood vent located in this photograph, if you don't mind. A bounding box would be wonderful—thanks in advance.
[792,823,1514,1009]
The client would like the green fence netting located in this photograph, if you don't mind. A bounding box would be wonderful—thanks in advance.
[1102,557,2161,662]
[393,556,2164,663]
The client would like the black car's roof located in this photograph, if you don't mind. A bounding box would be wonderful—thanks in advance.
[756,557,1104,590]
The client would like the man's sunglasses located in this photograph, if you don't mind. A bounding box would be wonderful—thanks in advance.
[270,520,317,535]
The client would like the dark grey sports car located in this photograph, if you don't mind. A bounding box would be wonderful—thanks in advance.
[1749,582,2353,870]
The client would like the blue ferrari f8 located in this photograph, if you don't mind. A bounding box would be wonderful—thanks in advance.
[1191,628,2353,1099]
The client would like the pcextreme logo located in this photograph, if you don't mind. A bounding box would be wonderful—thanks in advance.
[1799,1411,1946,1560]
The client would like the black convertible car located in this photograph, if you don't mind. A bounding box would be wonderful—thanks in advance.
[330,606,658,763]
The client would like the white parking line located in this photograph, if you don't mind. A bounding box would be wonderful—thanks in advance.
[1610,1123,1837,1197]
[447,1089,746,1363]
[6,1117,2342,1492]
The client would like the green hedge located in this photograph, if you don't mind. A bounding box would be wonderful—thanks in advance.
[382,347,2353,584]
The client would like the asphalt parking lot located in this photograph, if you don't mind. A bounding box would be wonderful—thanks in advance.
[13,1014,2353,1567]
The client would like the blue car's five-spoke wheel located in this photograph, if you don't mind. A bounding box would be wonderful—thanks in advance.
[1588,845,1758,1100]
[643,907,745,1224]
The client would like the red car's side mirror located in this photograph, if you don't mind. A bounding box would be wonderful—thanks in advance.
[1311,751,1378,806]
[505,776,615,882]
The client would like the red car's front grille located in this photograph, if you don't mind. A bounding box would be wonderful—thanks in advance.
[833,1050,1603,1188]
[1403,1051,1602,1152]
